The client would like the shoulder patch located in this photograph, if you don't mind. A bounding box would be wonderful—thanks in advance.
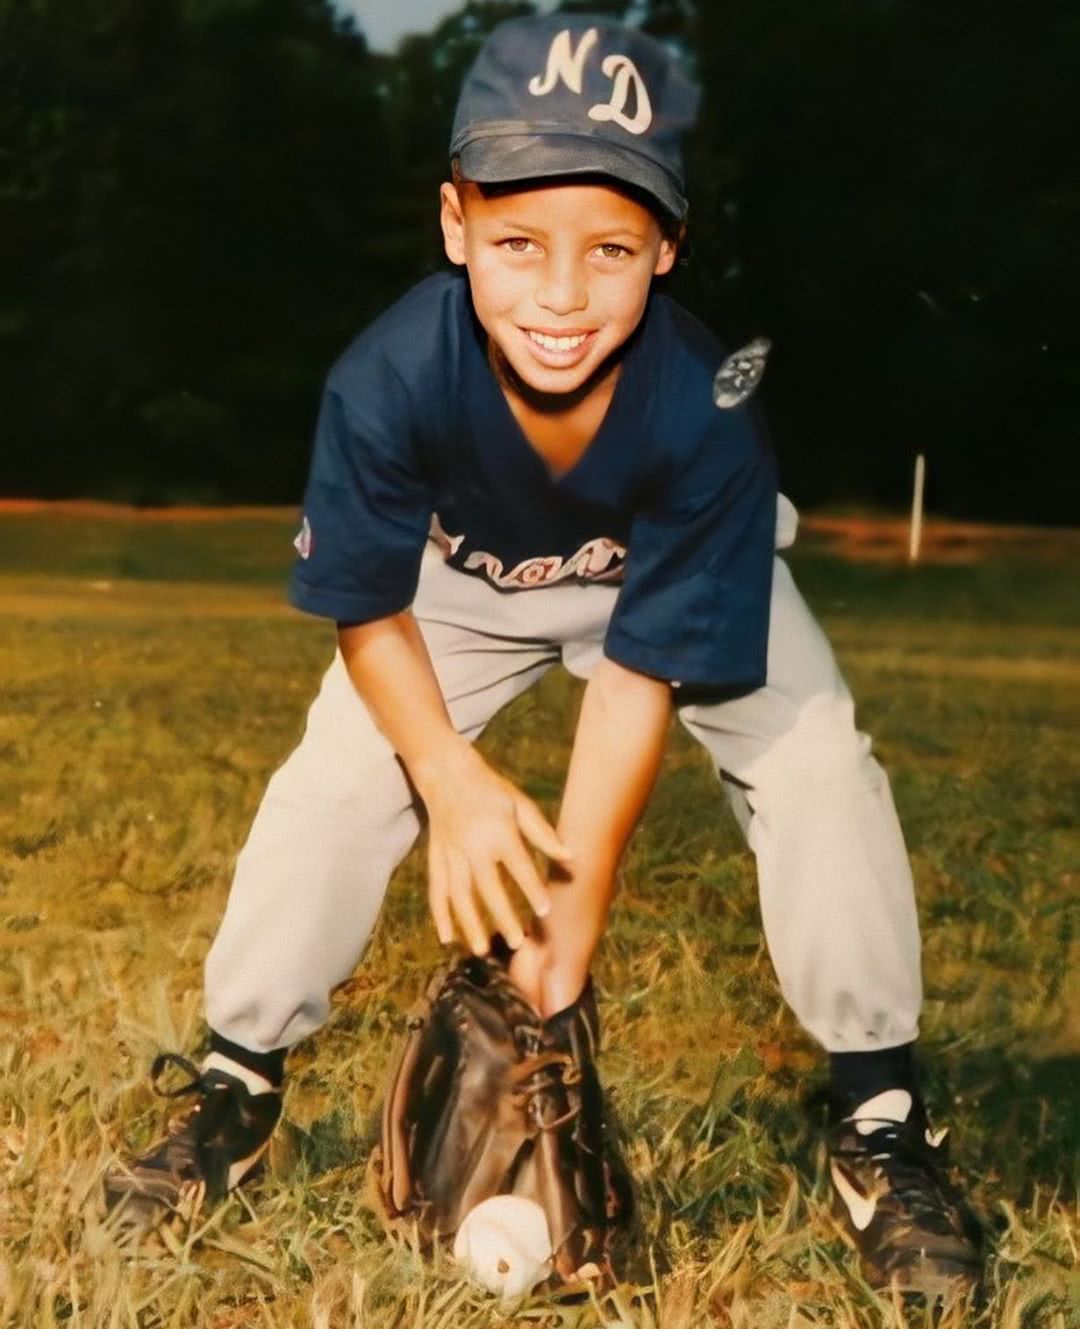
[293,514,313,560]
[713,337,771,409]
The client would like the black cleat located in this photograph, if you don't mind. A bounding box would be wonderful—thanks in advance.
[827,1089,983,1300]
[104,1053,282,1225]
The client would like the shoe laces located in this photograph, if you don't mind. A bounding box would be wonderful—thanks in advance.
[148,1052,245,1157]
[833,1114,961,1235]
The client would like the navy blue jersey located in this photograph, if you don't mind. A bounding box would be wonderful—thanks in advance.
[290,270,776,690]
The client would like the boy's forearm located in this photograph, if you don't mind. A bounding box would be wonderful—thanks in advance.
[337,611,467,794]
[557,657,673,873]
[517,657,672,1010]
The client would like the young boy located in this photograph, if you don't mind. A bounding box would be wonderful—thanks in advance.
[106,14,982,1298]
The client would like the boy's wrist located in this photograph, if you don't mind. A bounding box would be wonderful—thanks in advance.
[405,732,475,801]
[548,841,617,888]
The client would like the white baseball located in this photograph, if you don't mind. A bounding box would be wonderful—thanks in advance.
[452,1195,553,1300]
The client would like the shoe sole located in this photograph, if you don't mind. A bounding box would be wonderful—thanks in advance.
[877,1262,982,1303]
[828,1194,982,1303]
[104,1141,271,1227]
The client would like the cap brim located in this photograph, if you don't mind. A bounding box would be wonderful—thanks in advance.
[457,133,687,221]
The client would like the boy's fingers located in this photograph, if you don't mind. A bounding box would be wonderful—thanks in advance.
[514,797,574,865]
[427,846,454,945]
[449,870,491,956]
[474,860,526,950]
[499,840,552,920]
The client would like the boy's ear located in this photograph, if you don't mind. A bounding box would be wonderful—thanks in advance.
[440,183,467,266]
[653,226,684,277]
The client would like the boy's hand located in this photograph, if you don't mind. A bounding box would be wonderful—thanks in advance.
[412,740,572,954]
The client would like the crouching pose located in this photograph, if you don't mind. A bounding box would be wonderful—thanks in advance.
[106,14,983,1300]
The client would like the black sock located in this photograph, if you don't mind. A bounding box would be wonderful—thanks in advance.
[829,1042,918,1113]
[208,1030,286,1089]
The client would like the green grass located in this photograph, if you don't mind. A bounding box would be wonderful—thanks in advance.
[0,510,1076,1327]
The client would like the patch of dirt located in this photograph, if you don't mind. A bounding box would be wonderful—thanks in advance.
[796,513,1079,564]
[0,498,294,521]
[0,498,1075,563]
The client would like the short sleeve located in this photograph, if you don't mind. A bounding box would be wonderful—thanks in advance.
[603,423,777,691]
[288,358,434,624]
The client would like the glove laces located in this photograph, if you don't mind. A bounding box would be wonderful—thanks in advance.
[510,1049,581,1131]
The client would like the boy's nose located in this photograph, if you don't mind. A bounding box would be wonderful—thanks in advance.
[535,261,588,317]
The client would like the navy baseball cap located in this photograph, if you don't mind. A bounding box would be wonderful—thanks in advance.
[450,14,700,221]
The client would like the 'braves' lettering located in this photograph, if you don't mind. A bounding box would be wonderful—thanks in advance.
[528,29,654,135]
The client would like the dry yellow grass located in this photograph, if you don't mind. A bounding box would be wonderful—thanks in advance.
[0,512,1075,1326]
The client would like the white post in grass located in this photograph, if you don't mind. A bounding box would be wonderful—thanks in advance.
[909,453,926,564]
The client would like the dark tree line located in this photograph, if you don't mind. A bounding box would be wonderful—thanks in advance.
[1,0,1075,519]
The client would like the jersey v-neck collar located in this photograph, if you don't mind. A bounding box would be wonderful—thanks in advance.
[461,289,653,505]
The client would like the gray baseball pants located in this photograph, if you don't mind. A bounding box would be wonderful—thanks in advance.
[205,521,922,1055]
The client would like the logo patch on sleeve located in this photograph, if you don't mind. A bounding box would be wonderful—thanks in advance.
[713,337,771,409]
[293,515,313,560]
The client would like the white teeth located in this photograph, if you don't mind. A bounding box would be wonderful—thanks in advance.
[527,331,587,352]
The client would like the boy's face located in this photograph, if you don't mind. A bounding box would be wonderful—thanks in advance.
[441,179,678,397]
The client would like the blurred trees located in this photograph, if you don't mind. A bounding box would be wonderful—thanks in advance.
[1,0,1075,518]
[683,0,1078,519]
[2,0,403,502]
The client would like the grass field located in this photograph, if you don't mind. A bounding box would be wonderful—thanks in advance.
[0,507,1076,1328]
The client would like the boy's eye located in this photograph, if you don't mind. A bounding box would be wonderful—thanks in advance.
[502,238,535,254]
[597,243,630,259]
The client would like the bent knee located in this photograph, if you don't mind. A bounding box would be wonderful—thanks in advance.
[262,743,412,817]
[748,694,876,791]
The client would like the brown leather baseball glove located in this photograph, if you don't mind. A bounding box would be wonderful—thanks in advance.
[368,951,632,1291]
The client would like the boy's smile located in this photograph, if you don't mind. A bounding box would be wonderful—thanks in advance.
[440,180,678,401]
